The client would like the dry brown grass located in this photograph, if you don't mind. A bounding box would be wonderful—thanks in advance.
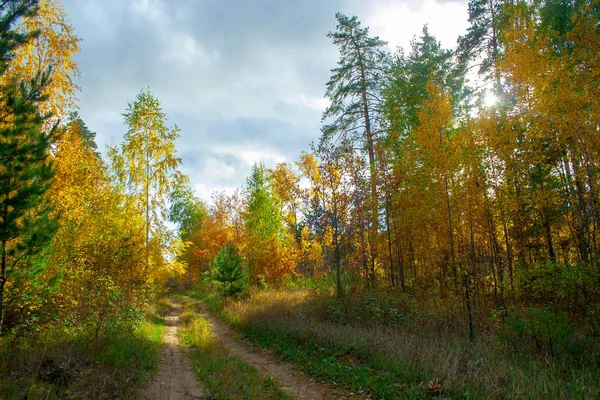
[220,287,600,399]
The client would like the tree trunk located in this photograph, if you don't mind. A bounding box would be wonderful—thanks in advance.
[465,272,475,342]
[571,155,591,264]
[385,199,395,287]
[444,176,457,294]
[393,218,406,291]
[359,57,378,289]
[544,213,556,262]
[0,239,6,334]
[145,142,151,271]
[333,196,343,299]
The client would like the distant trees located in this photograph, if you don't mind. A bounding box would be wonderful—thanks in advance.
[244,162,296,282]
[169,184,206,242]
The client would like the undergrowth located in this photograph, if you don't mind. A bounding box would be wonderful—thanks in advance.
[188,285,600,399]
[0,301,166,399]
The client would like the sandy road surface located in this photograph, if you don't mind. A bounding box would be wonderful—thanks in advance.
[138,303,206,400]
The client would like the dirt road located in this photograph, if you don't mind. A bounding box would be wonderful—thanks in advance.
[138,303,206,400]
[140,298,345,400]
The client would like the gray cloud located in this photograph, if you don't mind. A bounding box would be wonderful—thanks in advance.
[62,0,468,202]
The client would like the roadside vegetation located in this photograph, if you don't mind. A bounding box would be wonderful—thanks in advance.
[0,298,168,399]
[190,279,600,400]
[3,0,600,399]
[0,1,189,398]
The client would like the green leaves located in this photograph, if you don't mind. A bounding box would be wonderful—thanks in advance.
[210,244,248,298]
[245,162,282,242]
[0,1,57,332]
[322,13,388,144]
[168,184,206,242]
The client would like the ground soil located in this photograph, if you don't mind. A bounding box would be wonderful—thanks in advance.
[138,303,206,400]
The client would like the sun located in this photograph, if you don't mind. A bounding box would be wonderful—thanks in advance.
[483,91,498,107]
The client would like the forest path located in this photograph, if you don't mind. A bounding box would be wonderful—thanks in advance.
[181,296,346,400]
[138,302,206,400]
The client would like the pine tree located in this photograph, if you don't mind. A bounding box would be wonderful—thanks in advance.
[66,111,97,153]
[0,1,38,76]
[322,13,388,287]
[210,244,248,298]
[0,0,57,334]
[457,0,506,96]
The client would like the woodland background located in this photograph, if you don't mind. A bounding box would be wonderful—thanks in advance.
[1,0,599,398]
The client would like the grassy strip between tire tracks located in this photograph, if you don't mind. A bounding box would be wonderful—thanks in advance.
[177,299,292,400]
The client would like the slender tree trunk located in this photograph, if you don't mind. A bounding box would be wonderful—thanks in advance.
[0,239,6,334]
[358,226,370,286]
[490,245,499,306]
[444,176,457,294]
[584,153,600,259]
[393,218,406,291]
[385,199,395,287]
[410,240,417,287]
[466,183,476,339]
[333,202,343,299]
[358,57,378,289]
[571,155,591,264]
[145,140,151,271]
[334,234,342,298]
[544,213,556,262]
[465,272,475,342]
[484,195,504,305]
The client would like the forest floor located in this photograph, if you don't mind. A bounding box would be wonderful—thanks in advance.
[140,297,342,400]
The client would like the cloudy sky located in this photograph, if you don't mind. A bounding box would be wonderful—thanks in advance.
[61,0,469,203]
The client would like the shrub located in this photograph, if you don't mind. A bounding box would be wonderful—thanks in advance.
[500,306,580,358]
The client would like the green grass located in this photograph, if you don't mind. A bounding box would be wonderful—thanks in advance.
[241,323,436,399]
[0,311,165,399]
[185,290,437,399]
[94,319,165,385]
[178,304,292,400]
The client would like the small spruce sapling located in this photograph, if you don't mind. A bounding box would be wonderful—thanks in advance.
[210,244,248,297]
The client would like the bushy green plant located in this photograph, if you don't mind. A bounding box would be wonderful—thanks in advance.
[499,306,580,358]
[210,245,248,298]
